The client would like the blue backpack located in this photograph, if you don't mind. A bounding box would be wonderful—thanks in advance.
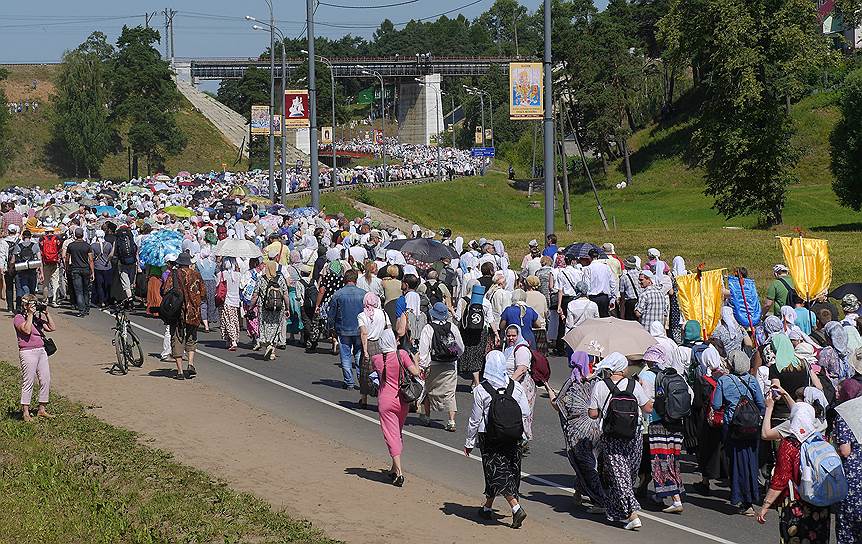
[728,277,761,328]
[798,432,848,507]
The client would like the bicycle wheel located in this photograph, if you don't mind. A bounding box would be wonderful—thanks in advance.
[114,330,128,374]
[125,330,144,367]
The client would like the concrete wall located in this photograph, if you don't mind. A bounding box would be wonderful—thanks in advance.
[396,74,442,145]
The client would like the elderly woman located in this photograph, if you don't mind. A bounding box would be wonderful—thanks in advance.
[692,344,727,496]
[503,324,537,445]
[457,281,491,387]
[641,343,692,513]
[217,257,243,351]
[250,258,290,361]
[712,306,747,355]
[549,351,604,508]
[486,271,512,346]
[524,275,549,353]
[359,292,390,409]
[465,350,531,528]
[589,352,653,530]
[712,350,765,515]
[14,294,56,421]
[500,289,543,349]
[819,321,853,381]
[418,302,465,432]
[769,334,822,424]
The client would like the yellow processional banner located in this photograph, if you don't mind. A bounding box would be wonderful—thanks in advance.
[676,269,725,339]
[779,236,831,301]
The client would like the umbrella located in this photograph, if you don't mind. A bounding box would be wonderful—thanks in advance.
[119,185,147,194]
[94,205,119,217]
[155,174,171,182]
[177,170,191,178]
[178,181,195,187]
[214,238,262,259]
[98,188,119,199]
[563,317,656,359]
[78,197,98,207]
[563,242,607,260]
[259,214,282,229]
[36,205,67,222]
[287,206,319,219]
[163,205,194,218]
[829,283,862,301]
[139,229,184,266]
[193,190,212,200]
[151,182,170,192]
[229,184,248,198]
[385,238,458,262]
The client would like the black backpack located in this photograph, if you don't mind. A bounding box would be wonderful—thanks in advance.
[263,269,285,312]
[655,369,692,425]
[777,277,799,306]
[114,230,137,265]
[481,380,524,444]
[426,280,445,306]
[728,376,763,440]
[440,267,457,294]
[601,377,640,439]
[430,322,459,362]
[462,300,485,331]
[17,241,36,263]
[159,270,185,324]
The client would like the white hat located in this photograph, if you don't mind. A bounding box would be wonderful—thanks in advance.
[647,247,660,258]
[7,224,19,233]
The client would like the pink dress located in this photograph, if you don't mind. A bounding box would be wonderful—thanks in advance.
[374,349,413,457]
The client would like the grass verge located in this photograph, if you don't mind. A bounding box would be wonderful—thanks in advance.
[0,362,337,544]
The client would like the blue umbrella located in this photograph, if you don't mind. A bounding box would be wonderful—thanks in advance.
[94,205,119,217]
[139,229,184,266]
[287,206,319,219]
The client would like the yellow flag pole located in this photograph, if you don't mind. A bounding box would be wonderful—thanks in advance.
[696,263,706,340]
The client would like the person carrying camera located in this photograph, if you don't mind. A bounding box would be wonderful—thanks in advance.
[13,294,55,421]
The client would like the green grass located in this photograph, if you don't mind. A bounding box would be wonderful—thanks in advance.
[341,94,862,292]
[0,363,336,544]
[0,64,242,187]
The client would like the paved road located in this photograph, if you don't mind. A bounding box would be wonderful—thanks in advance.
[75,306,777,544]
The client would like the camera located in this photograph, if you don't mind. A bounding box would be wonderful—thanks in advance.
[35,302,47,312]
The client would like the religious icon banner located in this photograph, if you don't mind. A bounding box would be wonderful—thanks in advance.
[284,90,310,128]
[509,62,543,120]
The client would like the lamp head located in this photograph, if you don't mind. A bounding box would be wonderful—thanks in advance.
[244,15,255,21]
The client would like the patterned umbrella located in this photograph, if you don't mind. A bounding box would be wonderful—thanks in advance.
[139,229,184,266]
[563,317,656,359]
[35,205,66,221]
[563,242,607,260]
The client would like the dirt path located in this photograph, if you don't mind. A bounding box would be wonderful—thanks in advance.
[1,312,582,544]
[346,197,422,235]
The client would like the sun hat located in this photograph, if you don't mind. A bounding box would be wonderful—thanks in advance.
[842,294,860,313]
[429,302,449,321]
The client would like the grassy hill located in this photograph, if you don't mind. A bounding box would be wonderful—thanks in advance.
[337,92,862,290]
[0,64,240,186]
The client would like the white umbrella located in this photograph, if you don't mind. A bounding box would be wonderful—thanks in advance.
[214,238,262,259]
[563,317,657,359]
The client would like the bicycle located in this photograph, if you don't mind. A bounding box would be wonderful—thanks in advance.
[111,299,143,374]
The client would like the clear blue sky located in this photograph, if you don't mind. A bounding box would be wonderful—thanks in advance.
[0,0,606,63]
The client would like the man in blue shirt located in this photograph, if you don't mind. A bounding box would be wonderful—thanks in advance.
[542,233,558,258]
[327,269,366,389]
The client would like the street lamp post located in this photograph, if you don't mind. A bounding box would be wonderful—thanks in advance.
[252,23,287,204]
[303,49,337,187]
[415,78,442,180]
[245,2,275,201]
[359,66,387,183]
[306,0,320,209]
[464,85,485,147]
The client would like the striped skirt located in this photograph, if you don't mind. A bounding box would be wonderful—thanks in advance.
[648,421,685,499]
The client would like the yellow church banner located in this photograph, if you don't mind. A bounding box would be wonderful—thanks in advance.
[779,236,831,301]
[676,268,725,339]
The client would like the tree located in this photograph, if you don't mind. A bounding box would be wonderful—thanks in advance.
[0,68,9,177]
[111,25,185,176]
[662,0,830,226]
[217,66,270,121]
[53,31,115,177]
[830,67,862,210]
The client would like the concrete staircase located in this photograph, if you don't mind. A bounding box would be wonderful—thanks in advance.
[174,78,313,167]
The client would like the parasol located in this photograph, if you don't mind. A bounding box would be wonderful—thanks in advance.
[385,238,458,262]
[163,205,195,218]
[155,174,171,182]
[193,190,213,200]
[78,197,98,207]
[177,170,191,178]
[563,317,656,359]
[36,205,67,222]
[287,206,320,219]
[151,182,170,192]
[98,188,119,199]
[214,238,262,259]
[139,229,184,266]
[119,185,148,194]
[229,184,248,198]
[563,242,607,260]
[94,205,119,217]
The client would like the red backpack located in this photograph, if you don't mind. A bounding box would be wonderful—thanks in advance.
[515,345,551,386]
[40,234,60,265]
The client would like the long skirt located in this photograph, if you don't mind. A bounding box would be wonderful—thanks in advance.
[726,434,760,506]
[201,278,218,325]
[377,351,410,457]
[779,497,830,544]
[286,286,303,334]
[244,303,260,341]
[669,294,683,344]
[518,373,536,440]
[600,434,643,522]
[146,276,162,315]
[424,365,457,413]
[697,420,725,480]
[649,421,685,499]
[360,339,381,396]
[479,434,522,498]
[459,327,489,374]
[259,307,283,346]
[559,412,605,505]
[220,305,240,345]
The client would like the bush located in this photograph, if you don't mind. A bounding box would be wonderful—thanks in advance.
[830,67,862,210]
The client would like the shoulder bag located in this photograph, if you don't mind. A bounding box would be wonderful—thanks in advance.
[32,322,57,357]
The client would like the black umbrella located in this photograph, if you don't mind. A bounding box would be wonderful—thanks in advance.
[98,188,119,199]
[563,242,607,260]
[193,190,212,200]
[828,283,862,301]
[385,238,458,262]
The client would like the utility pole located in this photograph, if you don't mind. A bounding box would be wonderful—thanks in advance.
[162,9,177,60]
[169,9,176,61]
[307,0,320,209]
[163,10,169,58]
[542,0,554,238]
[144,11,157,28]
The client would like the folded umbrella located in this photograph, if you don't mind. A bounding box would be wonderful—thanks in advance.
[384,238,458,263]
[563,317,656,359]
[214,238,262,259]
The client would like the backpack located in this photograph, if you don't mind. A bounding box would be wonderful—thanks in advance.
[481,380,524,444]
[777,277,799,306]
[159,270,185,324]
[114,229,137,265]
[5,240,15,273]
[798,432,849,507]
[17,240,36,263]
[728,376,762,440]
[426,280,445,306]
[703,375,725,428]
[430,322,459,362]
[405,307,427,348]
[263,269,285,312]
[515,344,551,386]
[601,377,640,439]
[462,300,485,331]
[40,235,60,265]
[655,368,692,424]
[439,267,457,295]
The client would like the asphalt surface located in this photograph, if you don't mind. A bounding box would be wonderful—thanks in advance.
[73,305,778,544]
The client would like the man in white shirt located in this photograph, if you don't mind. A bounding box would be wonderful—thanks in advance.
[555,255,584,354]
[584,249,618,318]
[565,281,600,334]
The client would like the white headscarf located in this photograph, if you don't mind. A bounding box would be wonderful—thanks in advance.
[672,256,686,277]
[649,321,686,375]
[453,236,464,254]
[595,352,627,373]
[379,328,398,354]
[405,291,420,315]
[788,402,819,443]
[702,345,723,376]
[484,350,509,388]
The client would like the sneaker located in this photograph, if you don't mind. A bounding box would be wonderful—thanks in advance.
[187,365,197,377]
[160,354,172,362]
[662,502,683,514]
[445,421,457,432]
[511,507,527,529]
[392,474,404,487]
[264,346,274,360]
[623,517,642,531]
[174,370,186,380]
[737,504,755,516]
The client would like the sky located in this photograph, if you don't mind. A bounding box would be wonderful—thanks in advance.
[0,0,607,63]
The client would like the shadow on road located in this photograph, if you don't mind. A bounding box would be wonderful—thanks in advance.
[344,466,395,485]
[439,502,503,526]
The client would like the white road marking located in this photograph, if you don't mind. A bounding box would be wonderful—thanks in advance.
[124,316,738,544]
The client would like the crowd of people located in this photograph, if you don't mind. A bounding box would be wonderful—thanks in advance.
[6,100,40,114]
[4,171,862,542]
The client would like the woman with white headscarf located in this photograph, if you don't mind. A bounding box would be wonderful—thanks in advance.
[91,228,114,308]
[758,400,830,542]
[711,306,747,355]
[649,320,686,375]
[465,350,531,528]
[502,324,536,444]
[668,256,687,343]
[692,343,727,497]
[588,352,653,530]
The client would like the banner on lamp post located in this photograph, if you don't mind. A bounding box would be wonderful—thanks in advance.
[509,62,543,120]
[284,90,310,128]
